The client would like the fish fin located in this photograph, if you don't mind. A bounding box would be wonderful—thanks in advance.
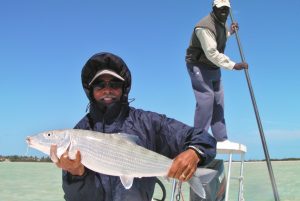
[119,176,134,189]
[114,133,139,144]
[56,141,71,159]
[161,175,173,182]
[68,149,77,160]
[50,145,59,163]
[162,176,170,182]
[188,169,206,199]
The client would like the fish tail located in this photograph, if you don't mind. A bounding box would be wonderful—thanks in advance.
[188,169,206,199]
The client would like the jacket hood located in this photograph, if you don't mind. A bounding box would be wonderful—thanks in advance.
[81,52,132,103]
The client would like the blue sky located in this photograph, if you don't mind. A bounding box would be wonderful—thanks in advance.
[0,0,299,160]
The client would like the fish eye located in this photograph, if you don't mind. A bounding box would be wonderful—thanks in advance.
[47,133,51,136]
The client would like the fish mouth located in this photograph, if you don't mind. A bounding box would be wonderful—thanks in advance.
[26,136,32,145]
[25,137,36,148]
[25,137,33,155]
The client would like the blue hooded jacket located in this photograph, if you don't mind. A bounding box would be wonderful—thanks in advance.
[62,52,216,201]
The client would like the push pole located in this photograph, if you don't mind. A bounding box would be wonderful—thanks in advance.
[229,8,280,201]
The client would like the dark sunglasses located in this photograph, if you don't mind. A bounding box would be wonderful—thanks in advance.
[93,81,124,90]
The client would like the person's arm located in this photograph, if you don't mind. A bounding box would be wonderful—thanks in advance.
[168,126,216,182]
[154,114,216,181]
[196,27,235,70]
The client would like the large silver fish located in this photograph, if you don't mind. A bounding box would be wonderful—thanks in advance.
[26,129,206,198]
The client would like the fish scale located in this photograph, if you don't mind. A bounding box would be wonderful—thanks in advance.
[70,132,171,175]
[76,135,170,176]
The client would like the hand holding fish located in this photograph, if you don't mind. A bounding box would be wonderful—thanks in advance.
[167,149,200,182]
[50,145,85,176]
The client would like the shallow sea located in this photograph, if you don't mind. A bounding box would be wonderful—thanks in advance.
[0,161,299,201]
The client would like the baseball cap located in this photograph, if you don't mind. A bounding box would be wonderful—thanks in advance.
[213,0,231,8]
[89,69,125,86]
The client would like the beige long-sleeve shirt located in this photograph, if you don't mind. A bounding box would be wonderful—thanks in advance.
[195,27,235,70]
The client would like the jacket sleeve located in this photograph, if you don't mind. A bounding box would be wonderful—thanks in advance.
[62,116,104,201]
[184,127,217,165]
[62,169,104,201]
[153,113,217,166]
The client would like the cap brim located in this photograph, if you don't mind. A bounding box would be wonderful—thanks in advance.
[89,70,125,86]
[215,3,231,8]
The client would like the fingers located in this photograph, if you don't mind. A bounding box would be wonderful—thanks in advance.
[60,151,80,169]
[178,166,193,182]
[234,62,249,70]
[184,165,196,181]
[179,172,187,181]
[76,150,81,162]
[49,146,85,176]
[240,62,248,69]
[50,147,81,168]
[176,165,197,182]
[58,152,71,169]
[231,22,239,29]
[180,162,198,181]
[59,151,85,176]
[230,22,239,34]
[49,145,69,169]
[173,162,186,181]
[167,150,199,182]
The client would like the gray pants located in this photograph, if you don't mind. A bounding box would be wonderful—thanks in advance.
[187,63,227,141]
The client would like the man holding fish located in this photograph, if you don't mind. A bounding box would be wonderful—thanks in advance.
[44,52,216,201]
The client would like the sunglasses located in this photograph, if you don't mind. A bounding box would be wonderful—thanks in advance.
[93,81,124,90]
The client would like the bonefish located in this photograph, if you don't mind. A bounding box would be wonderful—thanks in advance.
[26,129,206,198]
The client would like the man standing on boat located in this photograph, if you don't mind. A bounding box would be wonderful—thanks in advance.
[185,0,248,142]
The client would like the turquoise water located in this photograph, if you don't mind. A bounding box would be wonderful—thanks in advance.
[0,161,299,201]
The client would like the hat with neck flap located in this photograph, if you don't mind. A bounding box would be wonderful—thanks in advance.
[81,52,132,104]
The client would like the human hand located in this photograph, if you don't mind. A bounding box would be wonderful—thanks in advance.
[230,22,239,34]
[233,62,248,70]
[50,145,85,176]
[167,149,200,182]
